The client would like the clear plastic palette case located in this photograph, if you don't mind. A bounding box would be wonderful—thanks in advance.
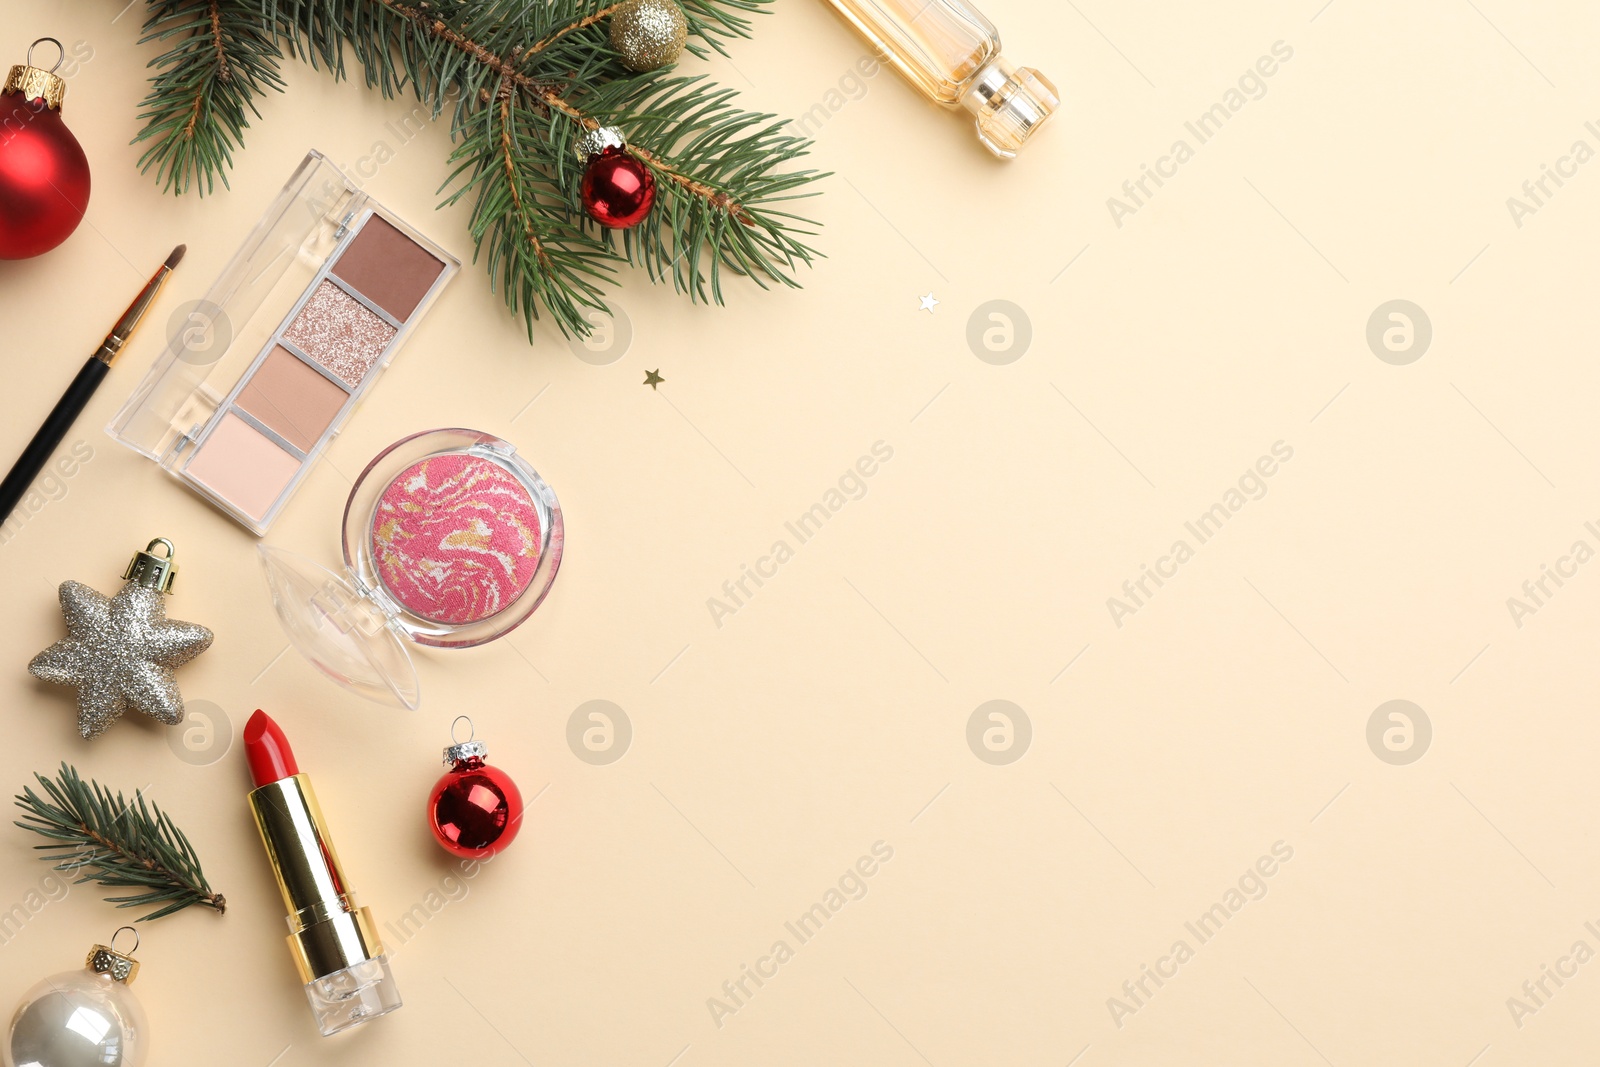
[108,150,460,535]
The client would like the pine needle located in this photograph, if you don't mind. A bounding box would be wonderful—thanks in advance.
[13,763,226,922]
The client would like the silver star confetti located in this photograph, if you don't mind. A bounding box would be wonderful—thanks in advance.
[29,580,213,740]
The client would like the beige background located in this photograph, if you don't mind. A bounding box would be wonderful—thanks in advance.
[2,0,1597,1063]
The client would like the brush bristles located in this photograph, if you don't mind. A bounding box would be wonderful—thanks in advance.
[164,244,186,270]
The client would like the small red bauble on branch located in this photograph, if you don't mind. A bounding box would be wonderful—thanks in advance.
[576,126,655,229]
[427,716,524,859]
[0,38,90,260]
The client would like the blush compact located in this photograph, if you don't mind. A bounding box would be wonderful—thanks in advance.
[259,429,563,708]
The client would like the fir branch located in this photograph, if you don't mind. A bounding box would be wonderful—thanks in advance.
[14,763,225,921]
[133,0,287,195]
[145,0,823,337]
[439,75,618,337]
[526,2,630,55]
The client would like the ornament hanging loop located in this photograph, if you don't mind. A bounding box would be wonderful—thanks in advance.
[442,716,487,765]
[6,38,69,109]
[110,925,140,956]
[27,38,64,74]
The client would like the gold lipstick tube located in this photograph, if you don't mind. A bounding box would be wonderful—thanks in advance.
[249,774,402,1036]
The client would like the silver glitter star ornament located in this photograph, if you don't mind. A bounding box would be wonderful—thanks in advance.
[29,538,213,739]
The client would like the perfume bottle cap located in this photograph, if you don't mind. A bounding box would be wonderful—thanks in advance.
[123,538,179,594]
[4,38,68,110]
[963,56,1059,158]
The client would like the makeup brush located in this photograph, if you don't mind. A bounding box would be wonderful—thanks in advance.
[0,245,185,526]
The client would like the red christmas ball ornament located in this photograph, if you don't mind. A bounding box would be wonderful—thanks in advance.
[577,126,654,229]
[427,717,524,859]
[0,39,90,260]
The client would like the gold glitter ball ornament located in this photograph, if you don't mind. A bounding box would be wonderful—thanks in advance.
[610,0,688,72]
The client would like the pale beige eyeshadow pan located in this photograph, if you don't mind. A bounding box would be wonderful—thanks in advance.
[183,413,303,521]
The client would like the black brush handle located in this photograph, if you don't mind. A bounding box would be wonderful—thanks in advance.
[0,356,108,526]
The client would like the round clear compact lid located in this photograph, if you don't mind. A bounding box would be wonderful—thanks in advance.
[258,544,421,710]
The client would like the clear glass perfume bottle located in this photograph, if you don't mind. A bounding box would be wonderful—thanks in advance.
[822,0,1058,157]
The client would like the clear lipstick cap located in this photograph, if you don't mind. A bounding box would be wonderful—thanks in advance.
[305,954,402,1036]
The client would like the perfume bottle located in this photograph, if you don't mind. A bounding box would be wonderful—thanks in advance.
[821,0,1058,157]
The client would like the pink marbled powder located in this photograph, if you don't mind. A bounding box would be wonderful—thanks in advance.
[371,454,542,624]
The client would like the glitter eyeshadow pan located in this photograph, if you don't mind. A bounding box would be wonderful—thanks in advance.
[109,155,460,538]
[283,281,397,388]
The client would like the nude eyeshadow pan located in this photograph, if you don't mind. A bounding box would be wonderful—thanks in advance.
[183,413,303,522]
[234,346,349,453]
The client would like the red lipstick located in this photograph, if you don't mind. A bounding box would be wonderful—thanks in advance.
[243,709,401,1036]
[244,709,298,785]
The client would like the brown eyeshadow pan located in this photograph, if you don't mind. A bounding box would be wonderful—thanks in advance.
[330,215,447,322]
[235,346,349,453]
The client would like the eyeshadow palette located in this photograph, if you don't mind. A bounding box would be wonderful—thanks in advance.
[108,151,459,535]
[259,428,564,709]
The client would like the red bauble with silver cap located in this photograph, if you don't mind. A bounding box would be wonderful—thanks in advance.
[576,126,655,229]
[0,38,90,260]
[426,717,524,859]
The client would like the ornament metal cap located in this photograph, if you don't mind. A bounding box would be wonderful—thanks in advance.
[574,125,626,161]
[5,38,68,110]
[123,537,179,594]
[443,715,487,765]
[86,927,140,985]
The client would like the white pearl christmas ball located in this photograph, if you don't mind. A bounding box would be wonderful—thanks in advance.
[4,967,148,1067]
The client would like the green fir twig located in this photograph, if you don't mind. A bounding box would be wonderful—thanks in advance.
[14,763,225,922]
[132,0,288,194]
